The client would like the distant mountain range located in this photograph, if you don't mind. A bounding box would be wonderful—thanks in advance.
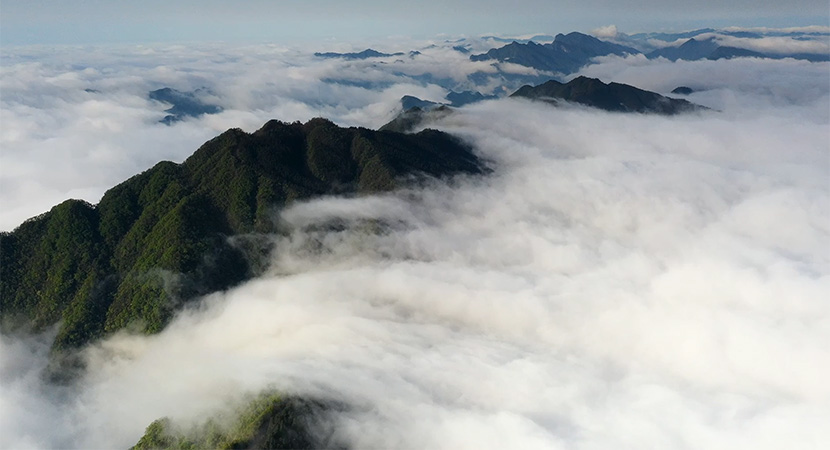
[511,76,704,114]
[399,90,498,112]
[382,77,704,136]
[314,49,418,59]
[629,27,828,43]
[645,37,829,62]
[480,34,556,44]
[305,28,828,102]
[466,30,828,75]
[148,87,223,125]
[470,32,639,74]
[447,90,499,107]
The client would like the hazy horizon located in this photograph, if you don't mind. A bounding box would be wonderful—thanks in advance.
[1,0,828,45]
[1,8,828,449]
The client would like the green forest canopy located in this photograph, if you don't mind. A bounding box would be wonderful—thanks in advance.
[0,118,484,351]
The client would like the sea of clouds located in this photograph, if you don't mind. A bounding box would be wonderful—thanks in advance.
[0,38,514,231]
[1,33,829,449]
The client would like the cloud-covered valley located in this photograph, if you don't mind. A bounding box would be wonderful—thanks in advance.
[1,32,829,449]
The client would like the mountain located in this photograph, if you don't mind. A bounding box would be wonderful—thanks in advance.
[388,89,500,134]
[149,88,223,125]
[399,90,499,113]
[510,76,704,114]
[446,90,498,107]
[132,393,336,450]
[314,49,406,59]
[480,34,556,44]
[671,86,695,95]
[629,28,717,43]
[646,37,828,62]
[401,95,442,111]
[470,32,640,74]
[0,119,484,352]
[707,46,767,60]
[646,37,721,61]
[380,105,454,134]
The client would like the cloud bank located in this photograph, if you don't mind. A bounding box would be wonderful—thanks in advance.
[0,40,508,230]
[2,49,828,449]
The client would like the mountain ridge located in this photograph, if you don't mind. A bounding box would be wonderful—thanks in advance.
[510,76,704,114]
[645,36,828,62]
[470,32,641,74]
[0,119,485,352]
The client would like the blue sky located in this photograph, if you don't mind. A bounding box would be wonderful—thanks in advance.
[2,0,828,45]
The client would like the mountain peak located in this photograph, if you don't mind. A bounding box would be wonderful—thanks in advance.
[1,119,484,352]
[510,77,705,115]
[471,32,640,74]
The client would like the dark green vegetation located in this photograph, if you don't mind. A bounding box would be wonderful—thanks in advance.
[132,393,339,450]
[149,88,223,125]
[470,32,640,74]
[510,76,704,115]
[0,118,484,352]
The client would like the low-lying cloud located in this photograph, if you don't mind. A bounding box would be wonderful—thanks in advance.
[0,40,507,231]
[2,50,828,449]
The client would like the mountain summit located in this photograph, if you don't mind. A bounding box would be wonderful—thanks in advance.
[0,119,484,352]
[511,76,704,114]
[471,32,640,74]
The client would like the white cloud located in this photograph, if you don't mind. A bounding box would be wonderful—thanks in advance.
[592,24,619,38]
[1,35,829,449]
[575,54,830,110]
[0,41,506,231]
[4,52,830,448]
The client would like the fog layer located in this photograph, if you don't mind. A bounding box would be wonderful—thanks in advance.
[2,54,828,448]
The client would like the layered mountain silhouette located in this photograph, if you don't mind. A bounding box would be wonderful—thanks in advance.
[646,37,829,62]
[480,34,556,44]
[314,49,410,59]
[629,28,718,43]
[399,90,498,112]
[386,90,498,134]
[469,30,828,76]
[149,87,223,125]
[645,37,766,61]
[470,32,640,74]
[0,119,484,352]
[446,90,499,107]
[510,76,704,114]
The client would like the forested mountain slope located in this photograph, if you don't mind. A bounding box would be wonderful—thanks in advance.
[0,118,484,351]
